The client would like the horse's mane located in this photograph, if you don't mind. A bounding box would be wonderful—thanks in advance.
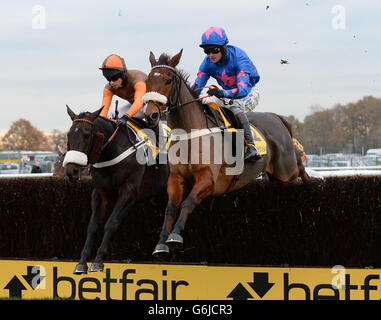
[157,53,199,100]
[78,111,93,119]
[77,111,116,127]
[97,116,116,126]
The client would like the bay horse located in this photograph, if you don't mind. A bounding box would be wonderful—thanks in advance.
[143,49,309,258]
[64,105,168,273]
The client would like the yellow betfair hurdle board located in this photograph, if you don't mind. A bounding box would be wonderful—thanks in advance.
[0,259,380,300]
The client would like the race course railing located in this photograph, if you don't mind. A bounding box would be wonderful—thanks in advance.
[306,166,381,178]
[0,167,380,179]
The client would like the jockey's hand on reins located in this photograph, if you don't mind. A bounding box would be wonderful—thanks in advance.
[116,114,129,127]
[207,88,224,99]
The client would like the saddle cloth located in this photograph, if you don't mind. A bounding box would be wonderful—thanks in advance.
[205,102,268,155]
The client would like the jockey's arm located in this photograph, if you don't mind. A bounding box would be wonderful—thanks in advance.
[100,87,114,118]
[124,81,146,118]
[191,61,211,96]
[222,76,251,99]
[222,56,260,99]
[223,71,258,100]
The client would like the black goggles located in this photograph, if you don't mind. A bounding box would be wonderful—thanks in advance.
[106,73,122,82]
[203,46,221,55]
[102,69,123,82]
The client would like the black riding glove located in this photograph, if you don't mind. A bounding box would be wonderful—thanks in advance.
[207,88,225,99]
[116,114,129,127]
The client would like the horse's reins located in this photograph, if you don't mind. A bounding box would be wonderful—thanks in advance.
[72,116,148,169]
[149,65,219,113]
[73,118,119,153]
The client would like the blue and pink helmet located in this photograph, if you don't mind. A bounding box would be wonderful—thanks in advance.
[200,27,229,47]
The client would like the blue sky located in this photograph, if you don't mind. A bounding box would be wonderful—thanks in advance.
[0,0,380,133]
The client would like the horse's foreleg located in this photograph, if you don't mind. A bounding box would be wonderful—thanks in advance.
[152,173,185,258]
[166,167,215,249]
[73,189,107,275]
[89,188,136,272]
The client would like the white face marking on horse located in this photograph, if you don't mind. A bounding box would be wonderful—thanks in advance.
[153,72,162,77]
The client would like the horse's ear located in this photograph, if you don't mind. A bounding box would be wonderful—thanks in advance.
[149,51,157,67]
[89,106,104,121]
[168,49,183,68]
[66,104,77,121]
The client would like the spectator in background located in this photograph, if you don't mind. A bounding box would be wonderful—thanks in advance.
[31,161,42,173]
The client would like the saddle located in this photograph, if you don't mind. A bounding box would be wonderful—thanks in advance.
[204,102,240,131]
[203,102,267,156]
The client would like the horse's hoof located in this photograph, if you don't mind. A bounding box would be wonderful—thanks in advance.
[166,233,183,250]
[73,263,88,275]
[89,262,104,272]
[152,244,169,259]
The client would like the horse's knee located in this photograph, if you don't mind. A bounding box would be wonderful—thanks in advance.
[104,218,119,234]
[165,202,179,217]
[104,206,128,234]
[180,196,197,212]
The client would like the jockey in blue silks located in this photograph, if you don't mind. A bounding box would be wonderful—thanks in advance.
[192,26,262,162]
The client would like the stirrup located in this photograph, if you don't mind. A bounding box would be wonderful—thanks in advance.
[245,144,262,161]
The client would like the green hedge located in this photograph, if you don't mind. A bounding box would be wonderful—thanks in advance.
[0,176,380,267]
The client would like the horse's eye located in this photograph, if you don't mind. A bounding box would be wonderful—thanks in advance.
[166,79,172,85]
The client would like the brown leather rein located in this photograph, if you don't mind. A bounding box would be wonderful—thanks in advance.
[73,118,119,151]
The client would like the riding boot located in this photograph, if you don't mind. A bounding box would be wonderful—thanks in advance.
[236,112,262,162]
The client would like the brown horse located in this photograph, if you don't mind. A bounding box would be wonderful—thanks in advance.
[64,105,169,273]
[143,50,309,258]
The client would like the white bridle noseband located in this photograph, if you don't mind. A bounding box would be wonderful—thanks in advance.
[142,91,168,105]
[142,64,181,107]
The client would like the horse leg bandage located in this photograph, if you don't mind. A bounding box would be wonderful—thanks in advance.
[63,150,88,167]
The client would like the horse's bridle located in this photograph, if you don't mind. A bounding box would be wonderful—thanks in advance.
[146,64,219,118]
[148,65,183,116]
[73,118,95,158]
[70,117,114,166]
